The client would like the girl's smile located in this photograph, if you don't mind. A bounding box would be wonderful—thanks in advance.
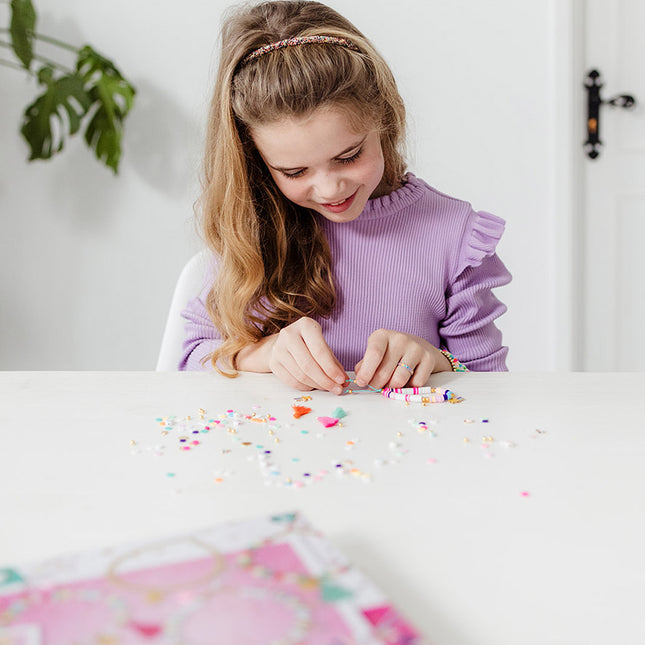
[320,188,358,213]
[250,107,385,223]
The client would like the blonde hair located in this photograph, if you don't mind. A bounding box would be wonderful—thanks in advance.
[201,0,407,374]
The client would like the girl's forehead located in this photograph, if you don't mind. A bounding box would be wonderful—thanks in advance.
[250,107,372,163]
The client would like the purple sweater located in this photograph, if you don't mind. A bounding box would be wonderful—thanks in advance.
[180,173,511,372]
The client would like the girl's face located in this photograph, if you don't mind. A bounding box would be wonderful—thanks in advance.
[250,106,385,223]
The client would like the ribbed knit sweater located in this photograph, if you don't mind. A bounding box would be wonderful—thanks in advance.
[179,173,512,372]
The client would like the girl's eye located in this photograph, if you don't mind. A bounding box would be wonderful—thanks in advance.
[281,169,306,179]
[279,147,363,179]
[337,148,363,165]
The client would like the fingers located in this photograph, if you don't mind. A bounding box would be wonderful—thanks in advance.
[269,318,347,393]
[354,329,388,387]
[405,355,434,388]
[355,329,437,390]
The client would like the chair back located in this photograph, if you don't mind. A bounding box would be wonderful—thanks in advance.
[156,250,210,371]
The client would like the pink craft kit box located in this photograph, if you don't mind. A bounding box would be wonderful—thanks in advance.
[0,512,423,644]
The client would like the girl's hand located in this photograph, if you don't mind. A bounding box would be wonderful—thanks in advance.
[266,317,348,393]
[354,329,451,390]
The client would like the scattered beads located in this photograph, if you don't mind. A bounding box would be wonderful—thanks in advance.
[139,403,544,497]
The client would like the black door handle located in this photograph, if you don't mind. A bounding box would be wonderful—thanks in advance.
[584,69,636,159]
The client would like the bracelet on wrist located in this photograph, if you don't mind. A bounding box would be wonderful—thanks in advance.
[440,349,469,372]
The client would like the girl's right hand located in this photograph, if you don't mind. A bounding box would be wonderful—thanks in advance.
[266,317,348,393]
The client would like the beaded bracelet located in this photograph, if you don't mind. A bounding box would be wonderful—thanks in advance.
[440,349,469,372]
[381,386,463,405]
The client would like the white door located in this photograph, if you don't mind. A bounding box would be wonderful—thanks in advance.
[583,0,645,371]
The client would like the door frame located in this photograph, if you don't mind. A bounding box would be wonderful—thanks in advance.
[550,0,585,370]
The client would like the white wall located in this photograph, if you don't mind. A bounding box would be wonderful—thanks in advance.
[0,0,565,370]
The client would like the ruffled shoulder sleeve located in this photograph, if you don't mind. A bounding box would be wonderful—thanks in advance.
[454,210,506,279]
[441,209,511,371]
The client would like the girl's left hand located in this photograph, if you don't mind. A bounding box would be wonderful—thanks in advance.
[354,329,451,390]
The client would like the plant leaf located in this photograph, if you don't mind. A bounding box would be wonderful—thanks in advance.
[10,0,37,70]
[20,69,92,160]
[77,45,136,173]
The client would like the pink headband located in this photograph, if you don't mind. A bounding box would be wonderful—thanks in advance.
[240,35,360,66]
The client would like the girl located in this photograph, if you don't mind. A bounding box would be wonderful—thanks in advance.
[180,0,511,394]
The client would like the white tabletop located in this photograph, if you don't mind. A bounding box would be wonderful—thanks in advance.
[1,371,644,645]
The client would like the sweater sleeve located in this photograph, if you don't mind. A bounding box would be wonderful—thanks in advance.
[439,210,512,371]
[178,277,220,372]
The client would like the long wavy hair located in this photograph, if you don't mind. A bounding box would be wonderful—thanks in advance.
[201,0,407,374]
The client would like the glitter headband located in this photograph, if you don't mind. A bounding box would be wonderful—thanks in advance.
[240,35,360,66]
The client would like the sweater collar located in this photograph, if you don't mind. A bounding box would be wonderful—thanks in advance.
[320,172,427,224]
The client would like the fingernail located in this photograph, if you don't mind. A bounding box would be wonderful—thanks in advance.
[333,385,343,395]
[355,378,366,387]
[336,375,347,385]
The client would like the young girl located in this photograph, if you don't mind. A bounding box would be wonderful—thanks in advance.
[180,0,511,394]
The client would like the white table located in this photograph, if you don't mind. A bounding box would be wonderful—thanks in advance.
[1,371,644,644]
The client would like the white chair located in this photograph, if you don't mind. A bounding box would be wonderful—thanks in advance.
[156,250,210,371]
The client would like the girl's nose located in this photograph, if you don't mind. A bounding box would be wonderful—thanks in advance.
[313,172,344,203]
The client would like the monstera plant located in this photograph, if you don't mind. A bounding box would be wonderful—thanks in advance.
[1,0,136,172]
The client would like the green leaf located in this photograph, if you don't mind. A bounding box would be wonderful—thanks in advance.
[36,64,53,85]
[20,69,92,160]
[77,45,136,173]
[10,0,36,70]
